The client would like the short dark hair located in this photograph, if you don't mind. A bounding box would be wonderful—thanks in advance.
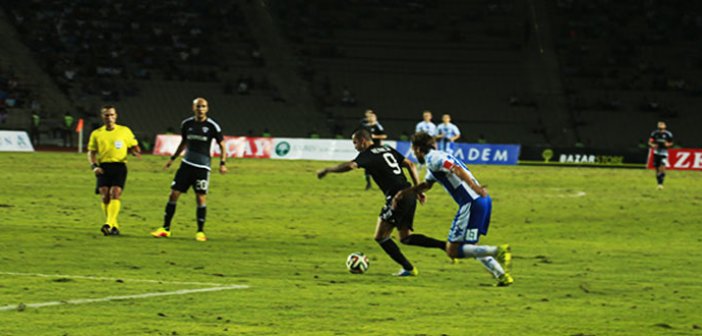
[353,128,372,142]
[411,132,435,154]
[101,105,116,114]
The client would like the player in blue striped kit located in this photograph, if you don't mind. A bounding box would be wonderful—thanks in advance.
[393,132,513,286]
[435,114,460,154]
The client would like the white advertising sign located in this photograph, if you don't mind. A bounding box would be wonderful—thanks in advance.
[271,138,396,161]
[0,131,35,152]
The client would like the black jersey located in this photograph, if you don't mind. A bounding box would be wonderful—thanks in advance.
[649,130,673,156]
[180,116,224,170]
[363,122,386,146]
[353,145,411,196]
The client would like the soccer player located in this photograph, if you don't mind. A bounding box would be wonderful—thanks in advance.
[393,132,513,286]
[360,109,387,190]
[151,97,227,241]
[317,129,447,276]
[648,121,674,189]
[415,110,437,136]
[435,114,461,154]
[87,105,141,236]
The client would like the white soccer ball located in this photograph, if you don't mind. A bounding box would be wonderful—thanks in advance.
[346,252,369,274]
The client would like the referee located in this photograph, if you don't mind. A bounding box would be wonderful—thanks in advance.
[88,105,141,236]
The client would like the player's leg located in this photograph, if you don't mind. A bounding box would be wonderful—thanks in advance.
[106,186,123,234]
[195,193,207,241]
[374,218,416,276]
[193,169,210,241]
[396,195,445,251]
[445,199,512,285]
[98,185,111,235]
[656,158,667,188]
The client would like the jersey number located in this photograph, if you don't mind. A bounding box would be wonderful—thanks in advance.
[383,153,402,175]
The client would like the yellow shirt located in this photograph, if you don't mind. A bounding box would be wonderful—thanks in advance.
[88,125,138,163]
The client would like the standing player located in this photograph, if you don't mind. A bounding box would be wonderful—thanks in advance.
[317,129,447,276]
[151,97,228,241]
[360,109,387,190]
[415,110,437,136]
[435,114,461,154]
[87,105,141,236]
[393,132,513,286]
[648,121,674,189]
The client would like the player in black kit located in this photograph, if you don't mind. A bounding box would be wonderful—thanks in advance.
[151,97,228,241]
[648,121,674,189]
[317,129,447,276]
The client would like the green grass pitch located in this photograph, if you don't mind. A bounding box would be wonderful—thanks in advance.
[0,152,700,335]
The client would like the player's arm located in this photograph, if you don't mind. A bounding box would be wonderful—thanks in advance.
[217,140,228,174]
[401,158,426,204]
[317,161,358,179]
[87,150,103,175]
[450,128,461,142]
[648,136,657,148]
[129,144,142,158]
[392,181,434,208]
[164,139,187,169]
[450,166,487,197]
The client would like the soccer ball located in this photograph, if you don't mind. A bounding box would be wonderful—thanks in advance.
[346,252,369,274]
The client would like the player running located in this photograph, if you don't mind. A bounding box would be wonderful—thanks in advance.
[648,121,674,189]
[317,129,447,276]
[151,97,227,241]
[87,105,141,236]
[393,132,513,286]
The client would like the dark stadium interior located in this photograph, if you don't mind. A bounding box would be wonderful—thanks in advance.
[0,0,700,149]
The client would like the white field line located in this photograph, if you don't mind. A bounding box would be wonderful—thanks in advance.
[0,285,248,312]
[0,271,230,287]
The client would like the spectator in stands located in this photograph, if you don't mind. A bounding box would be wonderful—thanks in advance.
[63,112,75,147]
[0,107,6,124]
[436,114,461,154]
[341,86,357,106]
[477,134,487,144]
[30,111,41,146]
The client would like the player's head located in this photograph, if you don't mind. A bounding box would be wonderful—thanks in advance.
[422,110,432,122]
[442,114,451,124]
[657,121,666,130]
[192,97,209,120]
[352,128,373,152]
[101,105,117,128]
[411,132,436,164]
[365,109,376,123]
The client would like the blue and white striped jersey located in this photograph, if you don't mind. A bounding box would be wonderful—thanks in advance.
[415,121,437,136]
[424,149,481,205]
[436,122,460,150]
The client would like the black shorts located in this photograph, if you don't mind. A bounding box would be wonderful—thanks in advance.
[95,162,127,193]
[171,163,210,194]
[379,194,416,230]
[653,154,668,168]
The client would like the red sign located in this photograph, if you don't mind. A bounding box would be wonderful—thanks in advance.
[153,135,272,159]
[647,148,702,170]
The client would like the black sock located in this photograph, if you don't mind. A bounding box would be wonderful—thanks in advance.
[197,205,206,232]
[401,234,446,250]
[660,172,666,185]
[164,202,176,230]
[656,172,664,185]
[377,238,413,270]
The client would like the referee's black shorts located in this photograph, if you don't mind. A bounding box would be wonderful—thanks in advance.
[379,194,417,230]
[95,162,128,193]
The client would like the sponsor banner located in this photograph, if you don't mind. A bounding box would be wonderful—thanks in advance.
[0,131,34,152]
[153,135,272,158]
[271,138,398,161]
[395,141,520,165]
[646,148,702,171]
[520,147,647,167]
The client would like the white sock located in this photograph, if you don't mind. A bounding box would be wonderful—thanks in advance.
[460,244,497,258]
[476,256,505,278]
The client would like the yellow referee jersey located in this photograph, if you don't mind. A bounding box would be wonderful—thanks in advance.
[88,125,138,163]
